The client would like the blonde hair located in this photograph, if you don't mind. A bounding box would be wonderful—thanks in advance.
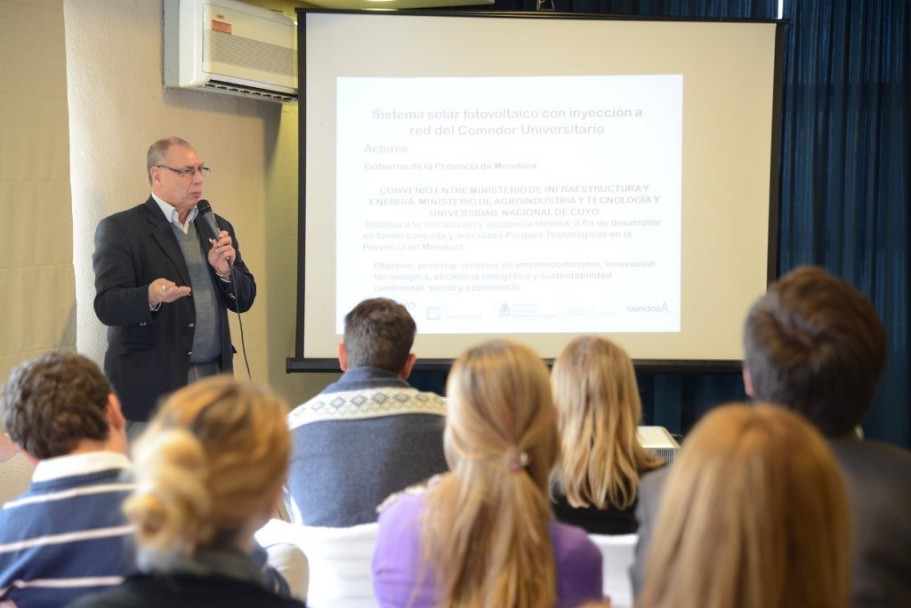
[551,336,662,510]
[126,376,290,555]
[423,340,559,608]
[640,403,851,608]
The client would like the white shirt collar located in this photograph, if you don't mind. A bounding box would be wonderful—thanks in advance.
[151,192,198,233]
[32,451,132,483]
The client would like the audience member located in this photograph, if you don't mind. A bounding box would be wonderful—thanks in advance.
[0,353,134,608]
[550,335,663,534]
[372,339,603,608]
[639,403,851,608]
[632,265,911,608]
[93,136,256,435]
[285,297,448,527]
[69,376,304,608]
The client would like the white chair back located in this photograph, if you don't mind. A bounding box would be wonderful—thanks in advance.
[256,518,379,608]
[589,533,637,608]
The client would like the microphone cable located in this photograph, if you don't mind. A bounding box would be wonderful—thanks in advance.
[223,258,252,382]
[199,199,253,381]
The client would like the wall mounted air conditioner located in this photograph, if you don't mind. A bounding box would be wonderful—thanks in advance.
[164,0,297,103]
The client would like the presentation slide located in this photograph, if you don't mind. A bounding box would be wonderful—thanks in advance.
[294,11,781,367]
[336,75,682,334]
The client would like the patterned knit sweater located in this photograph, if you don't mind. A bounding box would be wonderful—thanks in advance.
[285,367,448,527]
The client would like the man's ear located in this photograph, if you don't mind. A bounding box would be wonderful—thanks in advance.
[742,366,755,398]
[337,343,348,372]
[106,394,130,455]
[107,393,127,432]
[400,353,417,380]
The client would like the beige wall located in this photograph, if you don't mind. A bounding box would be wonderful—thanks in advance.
[0,0,74,501]
[65,0,337,406]
[1,0,336,502]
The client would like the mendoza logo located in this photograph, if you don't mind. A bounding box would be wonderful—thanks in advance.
[626,301,670,314]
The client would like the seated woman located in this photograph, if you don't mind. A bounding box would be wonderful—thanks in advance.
[550,335,664,534]
[372,339,603,608]
[639,403,851,608]
[70,376,305,608]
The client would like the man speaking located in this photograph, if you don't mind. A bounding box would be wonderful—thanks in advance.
[93,136,255,434]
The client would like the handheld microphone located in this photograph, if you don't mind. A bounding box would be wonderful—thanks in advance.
[196,199,221,242]
[196,199,233,267]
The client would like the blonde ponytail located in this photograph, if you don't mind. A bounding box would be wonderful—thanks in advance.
[423,340,559,608]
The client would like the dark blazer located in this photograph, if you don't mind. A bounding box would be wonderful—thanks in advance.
[630,435,911,608]
[93,198,255,421]
[628,466,666,597]
[829,435,911,608]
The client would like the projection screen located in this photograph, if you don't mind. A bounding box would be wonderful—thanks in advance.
[290,9,783,371]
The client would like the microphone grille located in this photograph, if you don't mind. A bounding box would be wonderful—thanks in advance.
[197,199,212,214]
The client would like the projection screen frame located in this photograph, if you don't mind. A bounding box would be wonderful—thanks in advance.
[288,9,785,374]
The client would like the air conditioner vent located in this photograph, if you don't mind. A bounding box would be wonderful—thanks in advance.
[202,80,296,103]
[206,30,297,79]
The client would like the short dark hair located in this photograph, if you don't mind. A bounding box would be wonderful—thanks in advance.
[343,298,416,372]
[743,266,886,436]
[1,352,113,459]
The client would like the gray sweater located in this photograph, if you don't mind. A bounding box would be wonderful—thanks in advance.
[285,367,448,527]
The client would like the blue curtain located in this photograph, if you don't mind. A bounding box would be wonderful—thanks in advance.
[424,0,911,448]
[777,0,910,448]
[484,0,773,16]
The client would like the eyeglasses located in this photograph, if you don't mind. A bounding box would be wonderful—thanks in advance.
[156,165,212,179]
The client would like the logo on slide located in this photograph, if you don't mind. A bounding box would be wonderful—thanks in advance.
[626,301,671,314]
[499,304,511,319]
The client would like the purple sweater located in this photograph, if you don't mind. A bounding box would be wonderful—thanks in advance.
[372,491,603,607]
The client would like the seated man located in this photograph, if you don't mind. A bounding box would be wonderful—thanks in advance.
[631,266,911,608]
[0,352,134,608]
[285,298,448,527]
